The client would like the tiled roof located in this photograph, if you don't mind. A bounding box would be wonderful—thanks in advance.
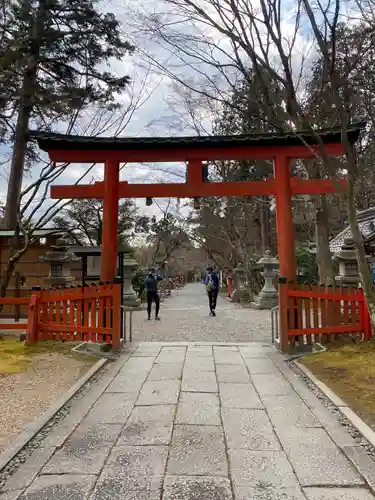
[29,122,366,152]
[0,229,63,237]
[329,207,375,253]
[70,246,129,256]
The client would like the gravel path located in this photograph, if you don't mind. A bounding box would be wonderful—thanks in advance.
[131,283,272,343]
[0,352,94,453]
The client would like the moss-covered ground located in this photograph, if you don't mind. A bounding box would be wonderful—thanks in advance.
[0,338,96,374]
[301,342,375,430]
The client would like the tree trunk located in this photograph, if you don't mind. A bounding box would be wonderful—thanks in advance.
[4,77,34,229]
[346,159,375,326]
[306,159,335,285]
[0,259,17,299]
[4,0,47,230]
[259,199,270,254]
[314,195,335,285]
[0,239,31,300]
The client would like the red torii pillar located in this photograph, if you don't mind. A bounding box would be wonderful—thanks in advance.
[274,156,296,281]
[101,160,120,282]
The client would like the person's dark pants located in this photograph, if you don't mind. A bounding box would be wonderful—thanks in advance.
[208,290,218,312]
[147,291,160,318]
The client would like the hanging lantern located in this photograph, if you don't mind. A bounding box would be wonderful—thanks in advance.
[146,197,153,206]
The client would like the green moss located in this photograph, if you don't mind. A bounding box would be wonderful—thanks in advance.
[0,338,96,374]
[301,341,375,429]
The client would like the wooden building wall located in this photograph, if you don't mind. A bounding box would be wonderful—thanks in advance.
[0,235,82,318]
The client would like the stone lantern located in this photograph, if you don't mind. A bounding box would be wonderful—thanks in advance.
[155,257,167,278]
[231,263,248,303]
[334,237,361,288]
[163,261,172,296]
[251,250,279,309]
[122,251,141,308]
[40,237,78,287]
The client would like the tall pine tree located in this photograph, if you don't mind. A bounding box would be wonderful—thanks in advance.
[0,0,134,229]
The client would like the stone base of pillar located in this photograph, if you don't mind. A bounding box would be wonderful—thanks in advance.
[275,337,313,354]
[231,287,249,303]
[250,290,278,310]
[122,293,142,310]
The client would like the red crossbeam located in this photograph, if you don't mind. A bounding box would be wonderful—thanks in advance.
[47,143,344,163]
[51,178,346,200]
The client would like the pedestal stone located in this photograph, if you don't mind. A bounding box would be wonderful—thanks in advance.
[122,252,141,308]
[251,251,279,310]
[231,264,249,303]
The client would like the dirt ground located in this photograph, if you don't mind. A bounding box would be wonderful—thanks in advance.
[301,341,375,431]
[0,340,97,452]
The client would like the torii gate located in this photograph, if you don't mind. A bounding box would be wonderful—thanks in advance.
[31,124,364,283]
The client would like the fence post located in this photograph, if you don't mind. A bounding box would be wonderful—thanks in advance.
[26,287,41,345]
[359,288,372,341]
[278,277,289,353]
[14,272,20,322]
[111,278,121,351]
[366,301,373,341]
[227,276,233,298]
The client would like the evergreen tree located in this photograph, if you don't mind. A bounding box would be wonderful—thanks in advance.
[0,0,134,229]
[193,69,285,267]
[53,199,140,248]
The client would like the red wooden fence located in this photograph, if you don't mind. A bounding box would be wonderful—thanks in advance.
[276,279,372,352]
[26,281,122,349]
[0,281,121,350]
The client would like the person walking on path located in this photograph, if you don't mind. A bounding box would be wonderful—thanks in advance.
[203,265,220,316]
[144,268,163,320]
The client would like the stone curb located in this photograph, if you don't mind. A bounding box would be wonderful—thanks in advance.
[0,357,107,473]
[296,361,375,448]
[270,352,375,492]
[133,341,271,347]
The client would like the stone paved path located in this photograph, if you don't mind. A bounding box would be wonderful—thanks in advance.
[1,342,375,499]
[132,283,272,343]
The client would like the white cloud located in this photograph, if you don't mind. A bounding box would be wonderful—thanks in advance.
[3,0,364,228]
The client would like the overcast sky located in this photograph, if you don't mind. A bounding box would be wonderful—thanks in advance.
[0,0,203,222]
[0,0,360,225]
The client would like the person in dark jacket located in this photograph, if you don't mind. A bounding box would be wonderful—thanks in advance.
[203,265,220,316]
[144,268,163,320]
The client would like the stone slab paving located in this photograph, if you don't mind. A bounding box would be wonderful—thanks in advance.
[1,342,375,499]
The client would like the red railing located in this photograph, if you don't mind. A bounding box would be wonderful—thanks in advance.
[277,279,372,352]
[23,281,122,349]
